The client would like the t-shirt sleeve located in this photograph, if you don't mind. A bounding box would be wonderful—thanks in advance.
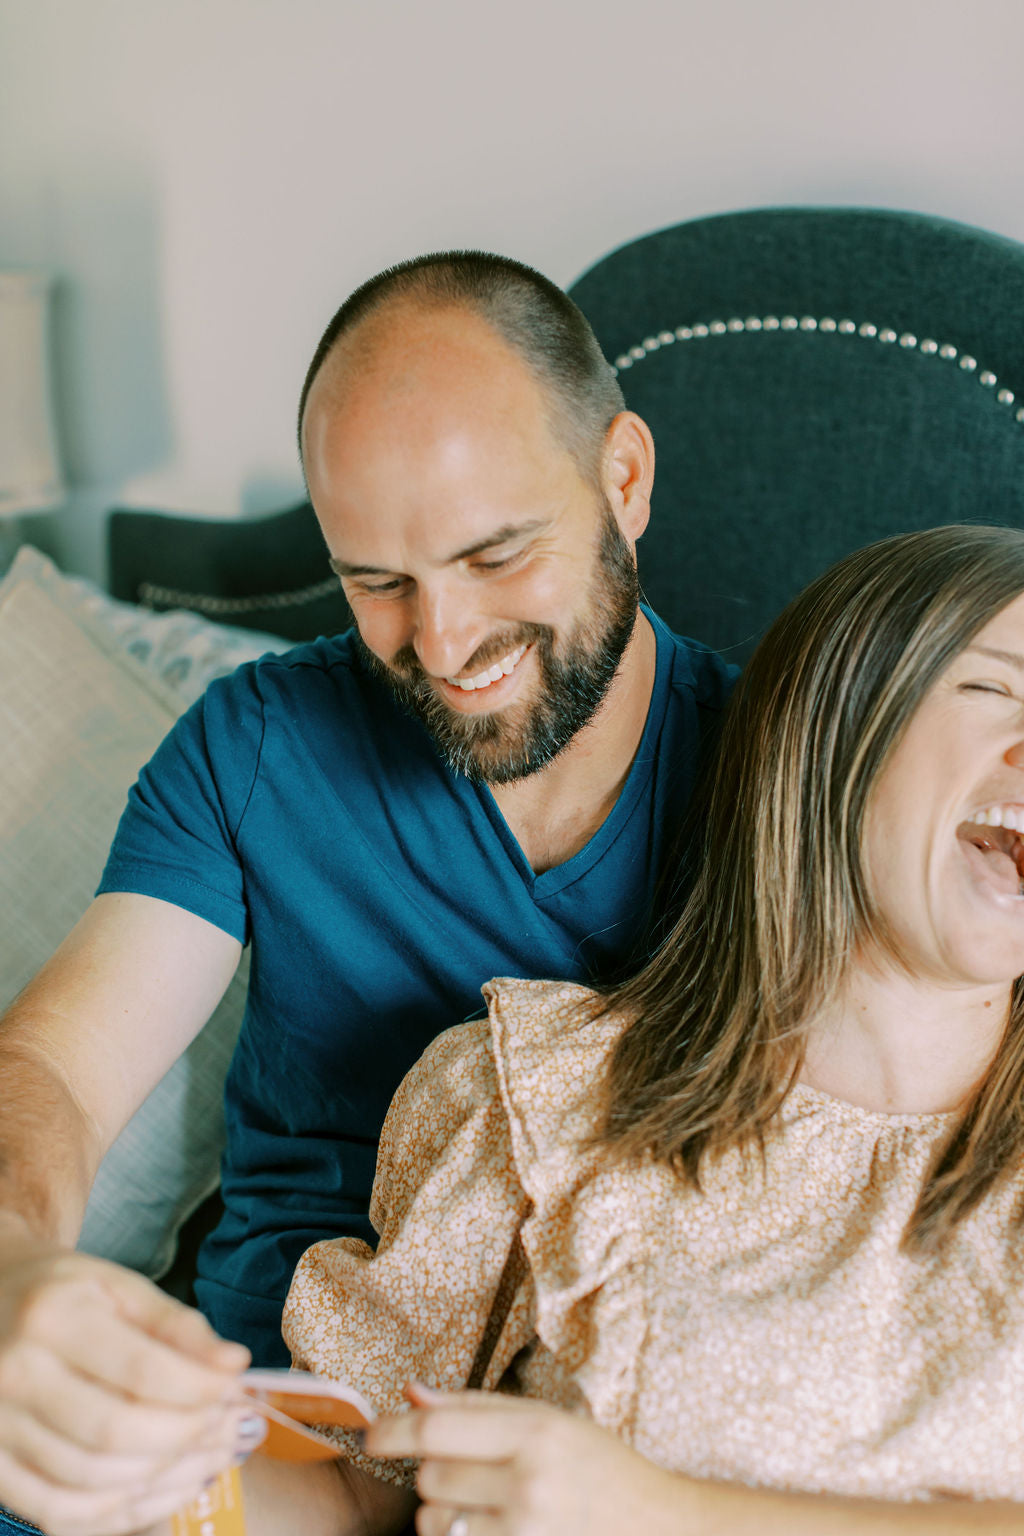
[282,1016,535,1488]
[97,665,266,944]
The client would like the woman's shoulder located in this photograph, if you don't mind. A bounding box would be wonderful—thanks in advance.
[482,975,623,1043]
[375,977,633,1229]
[383,1012,497,1144]
[382,977,615,1151]
[484,977,630,1093]
[371,1013,509,1241]
[482,977,633,1173]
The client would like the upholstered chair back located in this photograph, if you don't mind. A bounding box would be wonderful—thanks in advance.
[569,207,1024,662]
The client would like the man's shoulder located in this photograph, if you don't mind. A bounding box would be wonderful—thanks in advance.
[242,627,363,685]
[645,607,739,712]
[177,626,410,767]
[196,626,443,785]
[204,627,381,714]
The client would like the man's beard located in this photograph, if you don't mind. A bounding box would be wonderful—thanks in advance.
[360,507,640,784]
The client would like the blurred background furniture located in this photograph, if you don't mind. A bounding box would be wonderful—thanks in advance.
[569,206,1024,662]
[0,271,64,571]
[109,498,348,642]
[0,546,288,1299]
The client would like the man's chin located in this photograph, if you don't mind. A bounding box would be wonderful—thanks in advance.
[412,696,553,784]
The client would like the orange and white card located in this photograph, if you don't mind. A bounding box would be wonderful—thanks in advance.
[242,1367,376,1462]
[170,1466,246,1536]
[170,1368,377,1532]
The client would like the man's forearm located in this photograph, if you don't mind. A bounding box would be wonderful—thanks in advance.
[0,1024,100,1246]
[1,893,245,1252]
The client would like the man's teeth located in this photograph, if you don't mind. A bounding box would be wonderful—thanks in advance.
[445,644,527,692]
[973,805,1024,832]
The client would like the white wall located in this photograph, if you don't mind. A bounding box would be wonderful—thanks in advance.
[2,0,1023,582]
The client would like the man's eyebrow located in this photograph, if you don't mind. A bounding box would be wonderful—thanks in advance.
[449,519,549,561]
[965,644,1024,671]
[329,556,390,577]
[329,519,550,579]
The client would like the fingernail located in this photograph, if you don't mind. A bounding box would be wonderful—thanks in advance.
[234,1414,268,1454]
[406,1380,444,1404]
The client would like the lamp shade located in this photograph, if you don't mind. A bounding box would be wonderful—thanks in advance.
[0,271,64,516]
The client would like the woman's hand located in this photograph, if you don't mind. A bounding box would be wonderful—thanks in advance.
[367,1388,1024,1536]
[365,1384,684,1536]
[0,1231,259,1536]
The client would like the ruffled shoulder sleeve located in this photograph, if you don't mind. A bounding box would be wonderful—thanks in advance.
[484,978,653,1432]
[482,976,626,1182]
[282,1014,534,1484]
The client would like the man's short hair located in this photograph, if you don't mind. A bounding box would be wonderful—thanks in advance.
[298,251,625,487]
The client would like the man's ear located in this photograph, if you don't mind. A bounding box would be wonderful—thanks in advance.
[602,412,655,544]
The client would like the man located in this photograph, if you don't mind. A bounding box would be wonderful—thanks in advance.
[0,252,734,1534]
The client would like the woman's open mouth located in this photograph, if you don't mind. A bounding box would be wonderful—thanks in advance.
[957,808,1024,898]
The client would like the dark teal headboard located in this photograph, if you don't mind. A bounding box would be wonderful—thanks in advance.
[570,206,1024,662]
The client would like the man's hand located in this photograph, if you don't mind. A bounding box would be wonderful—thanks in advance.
[0,1229,258,1536]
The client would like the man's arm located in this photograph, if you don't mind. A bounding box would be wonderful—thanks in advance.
[1,891,242,1239]
[0,891,258,1536]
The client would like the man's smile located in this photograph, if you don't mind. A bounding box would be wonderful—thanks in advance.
[444,642,529,692]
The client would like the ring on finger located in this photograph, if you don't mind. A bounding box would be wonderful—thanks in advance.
[448,1513,470,1536]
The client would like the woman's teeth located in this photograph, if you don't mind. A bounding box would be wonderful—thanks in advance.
[960,808,1024,896]
[972,805,1024,832]
[445,644,527,692]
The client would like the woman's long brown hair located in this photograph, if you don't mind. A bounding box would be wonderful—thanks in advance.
[601,524,1024,1249]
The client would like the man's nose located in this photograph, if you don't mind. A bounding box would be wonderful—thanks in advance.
[411,586,488,679]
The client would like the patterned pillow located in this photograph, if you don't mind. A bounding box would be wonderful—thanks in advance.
[0,545,286,1278]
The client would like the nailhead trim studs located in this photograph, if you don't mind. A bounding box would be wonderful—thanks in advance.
[138,575,341,617]
[611,315,1022,426]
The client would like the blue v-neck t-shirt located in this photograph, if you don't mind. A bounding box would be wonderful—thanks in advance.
[99,608,735,1363]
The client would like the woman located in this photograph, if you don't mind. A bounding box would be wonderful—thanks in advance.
[249,525,1024,1533]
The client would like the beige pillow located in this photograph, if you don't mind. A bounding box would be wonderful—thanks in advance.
[0,546,282,1278]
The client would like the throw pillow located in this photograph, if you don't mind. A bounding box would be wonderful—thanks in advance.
[0,545,285,1279]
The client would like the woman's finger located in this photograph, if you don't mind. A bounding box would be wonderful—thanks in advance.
[1,1338,241,1461]
[368,1388,553,1462]
[35,1273,243,1409]
[0,1396,174,1493]
[417,1453,512,1509]
[415,1503,504,1536]
[369,1407,510,1461]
